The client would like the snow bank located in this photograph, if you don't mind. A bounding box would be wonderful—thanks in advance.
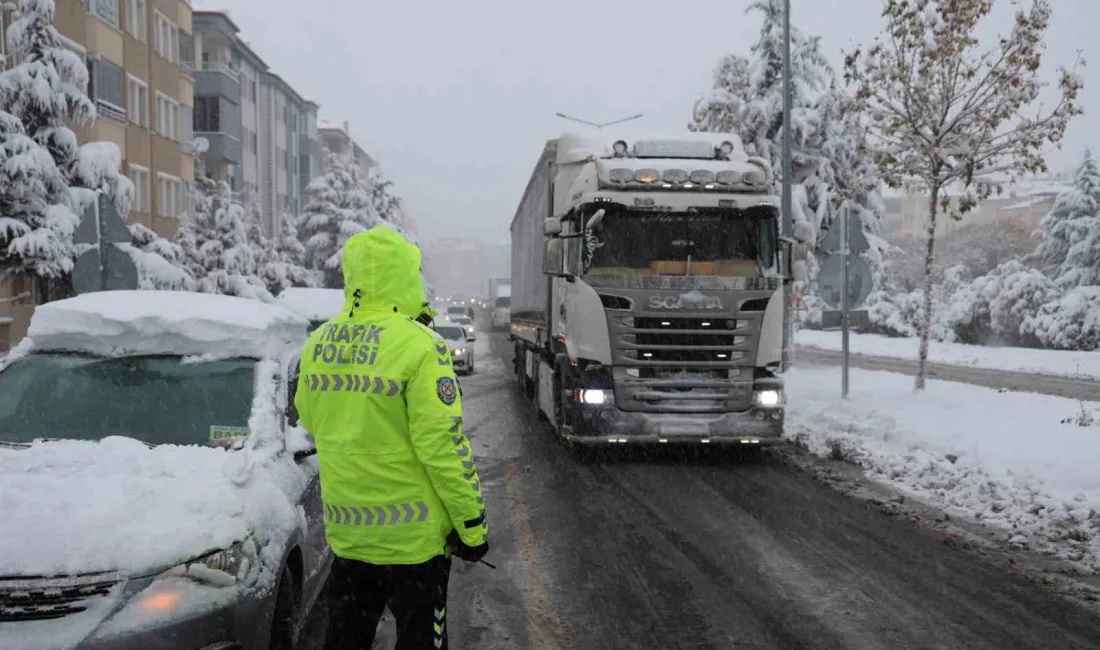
[276,287,346,322]
[0,436,300,577]
[797,328,1100,379]
[787,366,1100,571]
[27,290,309,358]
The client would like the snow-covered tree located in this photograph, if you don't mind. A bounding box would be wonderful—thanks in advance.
[298,148,379,287]
[0,109,77,282]
[1031,150,1100,276]
[245,206,316,296]
[178,179,271,301]
[689,54,751,135]
[739,0,832,183]
[0,0,95,182]
[843,0,1082,389]
[120,223,193,290]
[67,142,134,220]
[274,212,318,290]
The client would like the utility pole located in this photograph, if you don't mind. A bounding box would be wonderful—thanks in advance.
[780,0,795,372]
[555,113,644,129]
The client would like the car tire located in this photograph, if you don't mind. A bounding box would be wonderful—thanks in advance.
[269,563,299,650]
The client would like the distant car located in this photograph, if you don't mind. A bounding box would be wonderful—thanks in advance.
[450,314,477,339]
[0,290,330,650]
[276,287,346,333]
[445,305,475,320]
[434,321,476,375]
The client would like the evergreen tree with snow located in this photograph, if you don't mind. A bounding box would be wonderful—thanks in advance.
[275,212,318,290]
[120,223,193,290]
[0,109,78,283]
[68,142,135,221]
[178,179,271,301]
[1031,149,1100,281]
[0,0,95,185]
[298,148,380,288]
[689,54,751,135]
[739,0,832,180]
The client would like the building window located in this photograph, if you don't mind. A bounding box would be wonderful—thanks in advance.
[251,131,258,153]
[127,75,147,127]
[177,104,192,143]
[129,165,149,213]
[86,0,118,25]
[158,173,184,217]
[153,12,179,64]
[126,0,145,42]
[194,96,220,132]
[88,59,125,122]
[154,92,179,141]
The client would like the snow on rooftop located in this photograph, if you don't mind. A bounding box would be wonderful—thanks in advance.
[276,288,346,322]
[27,291,308,358]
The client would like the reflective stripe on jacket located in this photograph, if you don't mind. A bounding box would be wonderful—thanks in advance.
[295,226,487,565]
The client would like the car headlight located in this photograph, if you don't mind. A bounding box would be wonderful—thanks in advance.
[453,348,463,357]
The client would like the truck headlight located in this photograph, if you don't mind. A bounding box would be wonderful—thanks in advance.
[753,389,782,407]
[575,389,607,405]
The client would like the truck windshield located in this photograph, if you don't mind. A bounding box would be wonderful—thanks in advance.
[584,208,778,277]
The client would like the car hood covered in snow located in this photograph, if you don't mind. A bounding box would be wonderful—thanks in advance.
[0,436,304,578]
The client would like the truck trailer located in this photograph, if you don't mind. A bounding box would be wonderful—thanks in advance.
[509,131,805,447]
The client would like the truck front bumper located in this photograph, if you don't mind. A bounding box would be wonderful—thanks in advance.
[563,402,784,445]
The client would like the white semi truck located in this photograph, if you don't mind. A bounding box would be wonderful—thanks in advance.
[488,278,511,329]
[509,131,805,447]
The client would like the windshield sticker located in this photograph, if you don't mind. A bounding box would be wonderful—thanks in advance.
[437,376,457,405]
[209,426,249,441]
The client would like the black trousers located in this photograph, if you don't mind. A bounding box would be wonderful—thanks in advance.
[325,554,451,650]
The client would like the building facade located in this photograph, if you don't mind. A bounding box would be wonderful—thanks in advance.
[188,10,320,236]
[1,0,196,349]
[319,121,377,174]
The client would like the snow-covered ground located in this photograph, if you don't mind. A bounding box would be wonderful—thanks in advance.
[797,329,1100,379]
[786,365,1100,572]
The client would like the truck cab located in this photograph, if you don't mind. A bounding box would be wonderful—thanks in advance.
[511,132,806,447]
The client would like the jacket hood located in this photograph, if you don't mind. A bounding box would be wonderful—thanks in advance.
[342,226,426,318]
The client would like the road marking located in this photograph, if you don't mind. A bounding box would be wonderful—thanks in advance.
[505,456,567,649]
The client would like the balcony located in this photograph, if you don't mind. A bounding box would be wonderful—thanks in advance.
[194,132,242,164]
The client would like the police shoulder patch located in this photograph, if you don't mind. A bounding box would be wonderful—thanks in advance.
[436,376,457,405]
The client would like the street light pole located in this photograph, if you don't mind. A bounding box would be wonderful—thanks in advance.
[780,0,795,372]
[555,112,644,129]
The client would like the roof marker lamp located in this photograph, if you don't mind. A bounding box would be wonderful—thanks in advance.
[613,140,629,157]
[717,141,735,160]
[609,168,634,183]
[635,169,659,184]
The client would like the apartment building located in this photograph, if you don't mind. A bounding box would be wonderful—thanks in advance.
[189,10,320,236]
[319,120,377,175]
[0,0,196,350]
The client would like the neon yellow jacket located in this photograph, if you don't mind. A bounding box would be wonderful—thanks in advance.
[295,226,487,565]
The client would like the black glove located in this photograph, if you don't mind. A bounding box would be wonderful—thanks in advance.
[447,530,489,563]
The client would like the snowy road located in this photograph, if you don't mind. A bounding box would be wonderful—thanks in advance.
[368,333,1100,649]
[797,345,1100,401]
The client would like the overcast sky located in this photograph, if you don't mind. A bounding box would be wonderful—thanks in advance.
[195,0,1096,244]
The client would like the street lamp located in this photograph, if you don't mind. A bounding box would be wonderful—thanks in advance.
[555,112,644,129]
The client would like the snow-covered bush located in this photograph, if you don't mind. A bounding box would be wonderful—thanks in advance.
[248,208,317,296]
[1023,287,1100,351]
[865,289,925,338]
[178,179,271,301]
[298,148,379,288]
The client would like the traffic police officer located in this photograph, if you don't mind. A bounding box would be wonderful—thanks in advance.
[295,226,488,650]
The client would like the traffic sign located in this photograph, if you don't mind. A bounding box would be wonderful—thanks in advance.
[818,253,872,310]
[820,210,869,255]
[72,193,138,294]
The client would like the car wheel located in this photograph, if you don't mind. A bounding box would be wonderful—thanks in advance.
[269,563,299,650]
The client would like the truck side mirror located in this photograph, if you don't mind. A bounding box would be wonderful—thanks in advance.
[543,238,567,276]
[544,217,562,236]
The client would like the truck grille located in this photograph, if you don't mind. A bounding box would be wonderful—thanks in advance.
[608,312,763,413]
[0,574,121,622]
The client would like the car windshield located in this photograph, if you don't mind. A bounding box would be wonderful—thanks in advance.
[435,326,465,341]
[584,206,779,277]
[0,353,256,446]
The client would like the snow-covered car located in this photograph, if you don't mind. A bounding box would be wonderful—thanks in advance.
[434,321,476,375]
[0,291,330,650]
[275,287,346,333]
